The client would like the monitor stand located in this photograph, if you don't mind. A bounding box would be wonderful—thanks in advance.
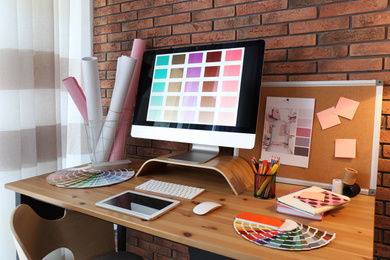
[168,144,219,164]
[135,149,253,195]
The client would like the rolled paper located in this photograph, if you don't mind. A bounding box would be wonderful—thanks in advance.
[95,55,137,162]
[82,57,104,156]
[62,77,88,121]
[341,167,358,185]
[109,39,147,161]
[332,179,343,194]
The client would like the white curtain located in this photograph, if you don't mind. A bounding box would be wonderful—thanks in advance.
[0,0,92,258]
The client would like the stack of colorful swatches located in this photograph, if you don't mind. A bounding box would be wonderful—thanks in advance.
[46,167,134,188]
[233,212,336,251]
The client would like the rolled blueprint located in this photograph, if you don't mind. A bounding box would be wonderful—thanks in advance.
[62,77,88,121]
[109,39,147,161]
[82,57,104,159]
[95,55,137,162]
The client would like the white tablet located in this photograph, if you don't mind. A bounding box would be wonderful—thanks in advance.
[96,190,180,220]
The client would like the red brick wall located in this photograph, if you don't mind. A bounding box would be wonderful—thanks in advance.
[93,0,390,259]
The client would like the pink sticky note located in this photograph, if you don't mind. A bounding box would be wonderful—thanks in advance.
[299,191,325,201]
[316,107,341,130]
[335,139,356,158]
[334,97,359,120]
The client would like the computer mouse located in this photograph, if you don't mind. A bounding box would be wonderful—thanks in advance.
[193,201,222,215]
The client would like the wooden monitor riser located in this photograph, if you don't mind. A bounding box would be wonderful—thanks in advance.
[135,152,253,195]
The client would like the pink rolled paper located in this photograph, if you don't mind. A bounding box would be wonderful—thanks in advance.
[109,39,147,161]
[62,77,88,121]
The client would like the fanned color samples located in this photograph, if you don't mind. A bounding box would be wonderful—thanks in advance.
[46,167,134,188]
[233,213,335,251]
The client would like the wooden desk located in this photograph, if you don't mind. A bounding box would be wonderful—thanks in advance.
[5,158,374,260]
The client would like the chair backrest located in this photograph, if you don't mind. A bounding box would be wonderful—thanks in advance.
[11,204,117,260]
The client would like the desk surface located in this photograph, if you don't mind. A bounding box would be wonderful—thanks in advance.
[5,158,374,260]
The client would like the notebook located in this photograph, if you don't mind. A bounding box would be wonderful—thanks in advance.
[275,203,324,221]
[277,186,350,216]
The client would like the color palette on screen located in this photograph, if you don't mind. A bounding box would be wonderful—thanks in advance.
[294,109,313,157]
[146,47,245,126]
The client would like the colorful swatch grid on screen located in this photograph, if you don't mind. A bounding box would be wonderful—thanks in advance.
[147,47,245,126]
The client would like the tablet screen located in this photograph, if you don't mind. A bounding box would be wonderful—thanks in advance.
[96,190,180,220]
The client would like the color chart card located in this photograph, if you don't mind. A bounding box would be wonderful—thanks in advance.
[261,97,315,168]
[46,168,135,188]
[147,47,245,127]
[234,213,336,251]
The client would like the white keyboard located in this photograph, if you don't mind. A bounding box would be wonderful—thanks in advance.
[135,180,205,200]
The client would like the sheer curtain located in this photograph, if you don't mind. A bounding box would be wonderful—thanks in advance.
[0,0,92,258]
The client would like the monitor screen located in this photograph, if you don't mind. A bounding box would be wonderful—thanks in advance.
[131,40,265,162]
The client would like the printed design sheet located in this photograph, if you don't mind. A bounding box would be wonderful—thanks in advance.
[261,97,315,168]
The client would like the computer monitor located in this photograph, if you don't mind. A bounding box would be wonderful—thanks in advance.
[131,39,265,163]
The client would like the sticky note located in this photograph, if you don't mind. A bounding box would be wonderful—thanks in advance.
[299,191,325,201]
[335,139,356,158]
[334,97,359,120]
[316,107,341,130]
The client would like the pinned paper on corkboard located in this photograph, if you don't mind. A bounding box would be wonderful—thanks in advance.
[335,139,356,158]
[316,107,341,130]
[334,97,360,120]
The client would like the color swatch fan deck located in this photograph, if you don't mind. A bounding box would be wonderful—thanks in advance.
[233,212,336,251]
[46,167,135,188]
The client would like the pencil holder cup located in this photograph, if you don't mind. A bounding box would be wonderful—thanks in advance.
[84,119,130,164]
[254,172,277,199]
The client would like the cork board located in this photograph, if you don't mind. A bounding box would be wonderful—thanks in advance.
[239,80,382,194]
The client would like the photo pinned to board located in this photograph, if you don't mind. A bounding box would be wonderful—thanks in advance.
[261,97,315,168]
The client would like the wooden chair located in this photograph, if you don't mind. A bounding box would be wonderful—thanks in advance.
[10,204,143,260]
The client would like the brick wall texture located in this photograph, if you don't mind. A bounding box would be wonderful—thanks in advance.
[93,0,390,259]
